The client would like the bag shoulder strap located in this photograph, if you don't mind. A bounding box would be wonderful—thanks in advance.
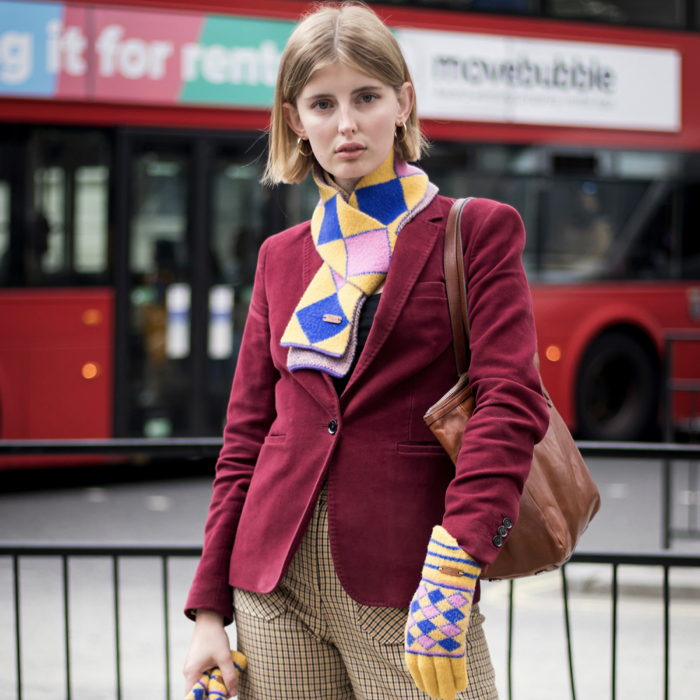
[444,198,474,378]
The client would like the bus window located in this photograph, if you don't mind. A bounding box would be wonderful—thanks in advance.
[75,166,109,274]
[33,165,65,278]
[619,182,700,281]
[681,184,700,279]
[547,0,685,28]
[423,143,541,278]
[208,155,269,433]
[128,146,191,438]
[3,129,112,288]
[543,179,648,282]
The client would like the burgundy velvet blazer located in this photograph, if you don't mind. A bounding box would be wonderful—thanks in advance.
[185,195,550,624]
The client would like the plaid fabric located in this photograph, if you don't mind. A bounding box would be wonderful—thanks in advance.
[233,485,498,700]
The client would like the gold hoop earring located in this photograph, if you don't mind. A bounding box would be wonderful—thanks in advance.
[297,137,313,157]
[395,122,407,144]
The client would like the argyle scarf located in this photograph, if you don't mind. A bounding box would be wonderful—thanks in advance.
[281,151,438,377]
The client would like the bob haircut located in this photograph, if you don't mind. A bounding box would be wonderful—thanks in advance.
[262,2,428,186]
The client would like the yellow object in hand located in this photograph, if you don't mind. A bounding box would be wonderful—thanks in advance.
[404,526,481,700]
[185,650,247,700]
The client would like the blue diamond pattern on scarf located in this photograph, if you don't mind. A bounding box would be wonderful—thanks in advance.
[406,630,415,646]
[317,195,343,245]
[354,179,406,225]
[417,618,437,635]
[428,589,445,605]
[438,637,461,652]
[443,607,466,624]
[410,600,421,614]
[296,295,349,344]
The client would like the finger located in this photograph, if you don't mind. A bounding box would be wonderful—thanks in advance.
[215,656,238,699]
[207,667,230,700]
[185,670,212,700]
[434,656,458,700]
[451,655,468,694]
[405,653,425,692]
[417,655,440,699]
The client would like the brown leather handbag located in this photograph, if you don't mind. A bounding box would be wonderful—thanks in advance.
[424,198,601,580]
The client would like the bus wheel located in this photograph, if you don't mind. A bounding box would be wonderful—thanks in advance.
[576,330,659,441]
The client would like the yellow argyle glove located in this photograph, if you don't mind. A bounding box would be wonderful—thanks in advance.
[404,526,481,700]
[185,650,247,700]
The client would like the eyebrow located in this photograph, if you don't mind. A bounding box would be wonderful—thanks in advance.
[303,84,387,102]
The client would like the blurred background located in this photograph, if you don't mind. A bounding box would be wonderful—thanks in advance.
[1,1,699,699]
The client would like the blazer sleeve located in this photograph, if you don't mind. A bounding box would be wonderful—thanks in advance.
[441,199,550,571]
[184,237,280,624]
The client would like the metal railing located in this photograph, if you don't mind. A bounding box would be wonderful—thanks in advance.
[2,438,700,699]
[1,543,697,700]
[551,552,699,700]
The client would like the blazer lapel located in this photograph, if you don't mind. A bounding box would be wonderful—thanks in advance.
[287,231,340,411]
[341,196,446,398]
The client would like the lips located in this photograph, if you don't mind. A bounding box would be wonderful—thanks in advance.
[335,143,366,161]
[336,142,365,153]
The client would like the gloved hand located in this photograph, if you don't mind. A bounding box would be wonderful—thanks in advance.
[404,526,481,700]
[185,650,247,700]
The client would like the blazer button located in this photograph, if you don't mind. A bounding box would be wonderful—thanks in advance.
[497,525,508,537]
[328,420,338,435]
[492,534,504,548]
[503,517,513,530]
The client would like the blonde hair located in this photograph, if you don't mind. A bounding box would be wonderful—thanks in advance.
[262,2,428,186]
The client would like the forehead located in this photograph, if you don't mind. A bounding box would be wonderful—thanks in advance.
[299,61,387,97]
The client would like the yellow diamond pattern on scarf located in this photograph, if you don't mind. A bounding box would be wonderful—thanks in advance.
[281,150,438,377]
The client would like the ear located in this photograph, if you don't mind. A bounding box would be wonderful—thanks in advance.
[396,82,414,125]
[283,102,306,139]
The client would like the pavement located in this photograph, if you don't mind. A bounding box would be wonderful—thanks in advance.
[0,457,699,699]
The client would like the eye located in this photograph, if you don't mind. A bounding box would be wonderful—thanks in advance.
[360,93,378,104]
[313,99,331,110]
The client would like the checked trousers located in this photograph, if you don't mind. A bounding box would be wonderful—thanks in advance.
[233,484,499,700]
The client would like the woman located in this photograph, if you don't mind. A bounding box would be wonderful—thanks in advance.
[183,4,549,699]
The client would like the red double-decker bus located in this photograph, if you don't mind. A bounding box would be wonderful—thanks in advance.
[1,0,699,464]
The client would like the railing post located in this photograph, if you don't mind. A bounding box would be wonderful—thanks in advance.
[561,566,577,700]
[663,565,670,700]
[13,555,22,700]
[662,459,672,550]
[113,555,122,700]
[163,556,171,700]
[508,580,514,700]
[62,555,72,700]
[611,563,618,700]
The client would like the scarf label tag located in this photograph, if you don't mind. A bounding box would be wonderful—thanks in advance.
[323,314,343,325]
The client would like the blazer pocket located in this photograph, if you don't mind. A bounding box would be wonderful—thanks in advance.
[411,281,447,299]
[233,586,286,621]
[264,434,287,445]
[353,602,408,645]
[397,441,447,455]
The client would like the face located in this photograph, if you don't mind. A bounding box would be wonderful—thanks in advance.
[284,62,413,193]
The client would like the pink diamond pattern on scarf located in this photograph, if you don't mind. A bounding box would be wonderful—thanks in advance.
[344,229,391,278]
[331,269,346,290]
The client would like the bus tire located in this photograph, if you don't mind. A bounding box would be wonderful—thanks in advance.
[575,330,659,441]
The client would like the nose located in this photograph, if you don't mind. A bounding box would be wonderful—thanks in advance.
[337,104,357,135]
